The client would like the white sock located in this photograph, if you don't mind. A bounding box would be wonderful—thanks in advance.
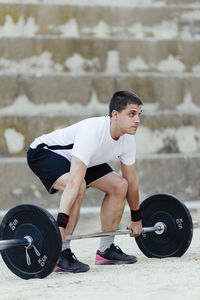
[99,236,114,252]
[62,241,71,251]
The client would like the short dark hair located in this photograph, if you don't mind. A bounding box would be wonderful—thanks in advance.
[109,91,143,116]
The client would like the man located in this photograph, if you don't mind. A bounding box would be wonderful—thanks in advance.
[27,90,143,273]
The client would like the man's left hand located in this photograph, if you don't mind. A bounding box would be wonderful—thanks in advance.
[127,220,143,237]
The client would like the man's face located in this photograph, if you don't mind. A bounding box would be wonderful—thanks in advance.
[113,104,143,135]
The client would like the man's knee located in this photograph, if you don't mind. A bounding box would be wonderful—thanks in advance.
[118,176,128,196]
[109,176,128,197]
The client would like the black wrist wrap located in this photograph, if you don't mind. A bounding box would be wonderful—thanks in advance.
[131,208,143,222]
[57,213,69,228]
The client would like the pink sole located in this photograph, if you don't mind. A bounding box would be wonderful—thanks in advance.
[54,266,61,272]
[95,254,111,265]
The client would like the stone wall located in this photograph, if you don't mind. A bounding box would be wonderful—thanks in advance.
[0,0,200,209]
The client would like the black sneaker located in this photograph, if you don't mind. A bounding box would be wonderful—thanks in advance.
[55,249,90,273]
[95,243,137,265]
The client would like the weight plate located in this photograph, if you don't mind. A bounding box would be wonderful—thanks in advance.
[135,194,193,258]
[0,204,61,279]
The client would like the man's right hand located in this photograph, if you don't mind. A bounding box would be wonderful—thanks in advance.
[127,220,143,237]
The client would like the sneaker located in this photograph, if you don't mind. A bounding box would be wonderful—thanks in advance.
[55,249,90,273]
[95,243,137,265]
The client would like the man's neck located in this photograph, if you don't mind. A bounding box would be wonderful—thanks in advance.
[110,118,123,140]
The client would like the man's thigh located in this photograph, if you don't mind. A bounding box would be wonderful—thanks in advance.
[53,173,70,191]
[88,171,125,194]
[53,172,87,192]
[54,163,116,192]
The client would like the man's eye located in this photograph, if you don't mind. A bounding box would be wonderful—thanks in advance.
[129,113,135,117]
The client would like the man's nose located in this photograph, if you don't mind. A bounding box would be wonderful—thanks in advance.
[135,114,140,123]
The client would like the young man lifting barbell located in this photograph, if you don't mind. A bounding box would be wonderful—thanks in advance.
[27,90,143,273]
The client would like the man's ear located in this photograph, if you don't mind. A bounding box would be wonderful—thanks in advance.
[112,110,119,119]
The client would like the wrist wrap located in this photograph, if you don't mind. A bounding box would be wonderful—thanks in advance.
[57,213,69,228]
[131,208,143,222]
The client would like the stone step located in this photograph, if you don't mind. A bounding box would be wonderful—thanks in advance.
[1,0,200,6]
[0,0,199,7]
[0,73,200,109]
[0,154,199,210]
[0,38,200,73]
[0,2,199,38]
[0,72,200,156]
[0,109,200,156]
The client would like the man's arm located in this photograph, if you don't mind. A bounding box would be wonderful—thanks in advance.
[59,156,87,213]
[121,162,143,237]
[59,156,87,241]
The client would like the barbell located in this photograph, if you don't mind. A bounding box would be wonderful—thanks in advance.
[0,193,198,280]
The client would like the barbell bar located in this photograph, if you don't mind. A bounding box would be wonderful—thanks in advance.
[65,223,166,241]
[0,223,165,250]
[1,220,198,250]
[0,237,31,250]
[0,193,198,279]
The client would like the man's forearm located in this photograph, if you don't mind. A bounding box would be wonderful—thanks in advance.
[126,181,140,211]
[59,180,81,214]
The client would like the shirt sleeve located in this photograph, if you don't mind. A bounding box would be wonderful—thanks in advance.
[119,135,136,166]
[71,125,99,167]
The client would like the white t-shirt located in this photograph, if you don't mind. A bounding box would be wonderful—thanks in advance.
[30,115,136,167]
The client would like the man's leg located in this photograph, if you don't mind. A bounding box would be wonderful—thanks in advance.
[53,173,90,273]
[89,172,128,232]
[89,172,137,265]
[53,172,86,236]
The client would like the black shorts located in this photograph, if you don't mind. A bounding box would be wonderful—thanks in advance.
[27,147,113,194]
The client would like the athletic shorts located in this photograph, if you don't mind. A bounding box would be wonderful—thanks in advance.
[27,146,113,194]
